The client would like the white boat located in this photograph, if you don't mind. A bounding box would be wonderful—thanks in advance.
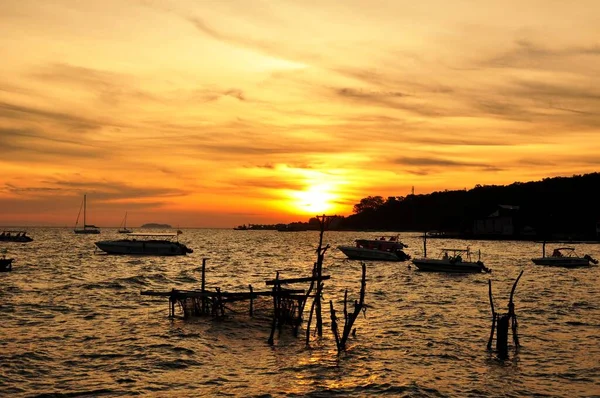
[531,244,598,268]
[74,194,100,234]
[410,233,490,273]
[118,212,132,234]
[95,232,193,255]
[338,235,411,261]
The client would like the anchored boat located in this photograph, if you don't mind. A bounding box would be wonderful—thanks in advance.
[74,194,100,234]
[95,232,193,255]
[338,235,411,261]
[531,242,598,267]
[410,233,490,273]
[0,230,33,242]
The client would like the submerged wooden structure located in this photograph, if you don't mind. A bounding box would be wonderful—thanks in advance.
[140,215,351,347]
[487,270,524,359]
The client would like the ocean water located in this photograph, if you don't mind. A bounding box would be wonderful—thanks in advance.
[1,228,599,397]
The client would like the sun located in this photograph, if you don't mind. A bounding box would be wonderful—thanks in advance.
[292,184,337,214]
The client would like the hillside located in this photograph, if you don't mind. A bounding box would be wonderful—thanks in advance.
[336,173,600,240]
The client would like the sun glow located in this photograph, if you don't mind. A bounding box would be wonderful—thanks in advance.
[291,184,338,214]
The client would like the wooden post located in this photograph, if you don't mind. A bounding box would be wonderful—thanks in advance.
[329,262,367,353]
[268,272,279,345]
[201,258,207,315]
[487,270,524,359]
[496,314,510,359]
[249,284,254,316]
[486,280,496,350]
[423,232,427,257]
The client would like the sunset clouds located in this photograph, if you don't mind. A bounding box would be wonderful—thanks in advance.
[1,0,599,227]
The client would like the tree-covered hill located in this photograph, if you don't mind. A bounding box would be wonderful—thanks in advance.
[336,173,600,240]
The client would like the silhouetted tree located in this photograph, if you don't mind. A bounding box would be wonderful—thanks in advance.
[352,196,385,214]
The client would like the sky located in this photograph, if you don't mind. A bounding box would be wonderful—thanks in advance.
[1,0,599,228]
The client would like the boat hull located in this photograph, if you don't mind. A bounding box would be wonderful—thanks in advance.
[411,258,486,273]
[0,236,33,242]
[74,229,100,234]
[95,240,192,255]
[531,257,591,267]
[338,246,410,261]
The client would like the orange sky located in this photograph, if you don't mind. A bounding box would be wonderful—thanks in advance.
[1,1,599,228]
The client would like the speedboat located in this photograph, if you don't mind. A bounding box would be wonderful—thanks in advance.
[411,247,491,273]
[95,233,194,255]
[0,230,33,242]
[531,246,598,268]
[338,235,411,261]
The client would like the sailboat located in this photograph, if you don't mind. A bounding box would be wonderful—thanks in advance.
[74,194,100,234]
[118,212,132,234]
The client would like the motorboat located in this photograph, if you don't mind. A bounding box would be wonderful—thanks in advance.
[412,247,490,273]
[531,244,598,268]
[410,232,490,273]
[338,235,411,261]
[74,194,100,234]
[95,232,194,255]
[0,230,33,242]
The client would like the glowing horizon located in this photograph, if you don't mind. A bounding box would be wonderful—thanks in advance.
[1,1,599,228]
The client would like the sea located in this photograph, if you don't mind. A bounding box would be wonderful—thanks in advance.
[1,228,599,397]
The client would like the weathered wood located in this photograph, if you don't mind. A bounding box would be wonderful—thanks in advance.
[487,271,524,359]
[201,258,207,315]
[330,262,367,352]
[486,279,496,350]
[496,314,510,359]
[268,272,280,345]
[249,284,253,316]
[265,275,331,285]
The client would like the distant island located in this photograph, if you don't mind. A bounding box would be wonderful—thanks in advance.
[141,223,172,229]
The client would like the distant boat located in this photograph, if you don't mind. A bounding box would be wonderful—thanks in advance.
[74,194,100,234]
[338,235,411,261]
[410,233,490,273]
[233,224,249,230]
[118,212,132,234]
[95,233,193,256]
[531,242,598,268]
[0,230,33,242]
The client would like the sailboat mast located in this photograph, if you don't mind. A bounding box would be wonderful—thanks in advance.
[83,194,87,227]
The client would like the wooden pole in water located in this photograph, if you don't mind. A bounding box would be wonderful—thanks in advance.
[249,284,254,316]
[423,232,427,257]
[201,258,207,314]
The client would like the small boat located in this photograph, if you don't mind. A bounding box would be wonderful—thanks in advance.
[1,249,14,272]
[118,212,132,234]
[531,243,598,268]
[95,232,194,255]
[74,194,100,234]
[233,224,249,230]
[338,235,411,261]
[412,248,490,273]
[0,230,33,242]
[410,233,490,273]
